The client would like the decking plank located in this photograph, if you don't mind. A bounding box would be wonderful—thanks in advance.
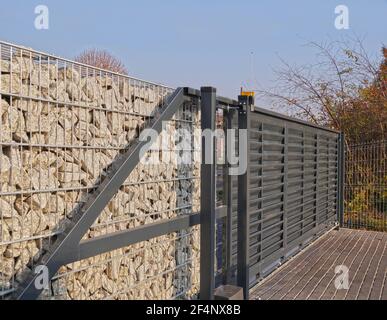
[250,229,387,300]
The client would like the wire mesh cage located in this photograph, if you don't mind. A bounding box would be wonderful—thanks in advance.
[0,41,201,299]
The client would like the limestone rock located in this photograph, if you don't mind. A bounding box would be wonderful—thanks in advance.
[1,104,25,133]
[30,68,50,88]
[101,274,116,294]
[0,221,11,248]
[29,167,58,191]
[107,112,121,134]
[20,83,40,98]
[81,78,102,100]
[46,124,77,146]
[1,59,10,73]
[30,133,46,145]
[0,153,11,182]
[57,109,78,130]
[12,56,32,79]
[57,162,87,184]
[73,107,92,123]
[89,123,112,139]
[0,257,14,278]
[93,110,109,131]
[1,99,9,117]
[33,151,62,169]
[58,67,80,85]
[107,258,121,280]
[14,197,30,215]
[4,215,29,240]
[26,193,50,211]
[25,113,53,133]
[24,210,48,234]
[49,80,69,101]
[66,82,84,101]
[123,116,141,130]
[46,194,65,215]
[14,242,40,272]
[96,76,113,89]
[103,87,119,109]
[1,74,21,93]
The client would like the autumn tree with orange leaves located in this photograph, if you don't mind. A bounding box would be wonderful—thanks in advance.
[258,38,387,144]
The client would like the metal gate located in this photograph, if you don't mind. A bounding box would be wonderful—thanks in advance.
[199,93,344,300]
[245,106,342,286]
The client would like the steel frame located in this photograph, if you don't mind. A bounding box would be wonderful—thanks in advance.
[3,76,342,300]
[12,80,241,300]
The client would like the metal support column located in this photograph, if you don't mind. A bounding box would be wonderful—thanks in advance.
[237,95,252,300]
[200,87,217,300]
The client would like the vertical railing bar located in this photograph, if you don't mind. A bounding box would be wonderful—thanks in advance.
[338,134,342,227]
[301,131,305,233]
[283,124,288,254]
[316,134,320,227]
[199,87,217,300]
[366,141,368,229]
[225,109,234,284]
[219,108,227,285]
[384,141,386,231]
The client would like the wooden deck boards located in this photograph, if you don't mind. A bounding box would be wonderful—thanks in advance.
[250,229,387,300]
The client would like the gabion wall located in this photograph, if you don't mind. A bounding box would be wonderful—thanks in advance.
[0,42,200,300]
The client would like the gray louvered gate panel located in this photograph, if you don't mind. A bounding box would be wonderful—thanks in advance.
[248,111,339,287]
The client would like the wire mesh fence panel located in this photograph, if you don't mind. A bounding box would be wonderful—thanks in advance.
[344,140,387,232]
[0,41,201,300]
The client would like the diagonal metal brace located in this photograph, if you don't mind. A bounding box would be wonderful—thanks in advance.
[14,88,188,300]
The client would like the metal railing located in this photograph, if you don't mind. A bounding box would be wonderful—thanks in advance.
[344,140,387,232]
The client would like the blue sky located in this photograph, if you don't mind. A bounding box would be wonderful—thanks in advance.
[0,0,386,99]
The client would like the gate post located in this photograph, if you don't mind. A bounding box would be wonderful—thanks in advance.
[200,87,217,300]
[237,94,252,300]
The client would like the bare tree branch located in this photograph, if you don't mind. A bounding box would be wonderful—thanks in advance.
[75,49,128,75]
[256,37,386,143]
